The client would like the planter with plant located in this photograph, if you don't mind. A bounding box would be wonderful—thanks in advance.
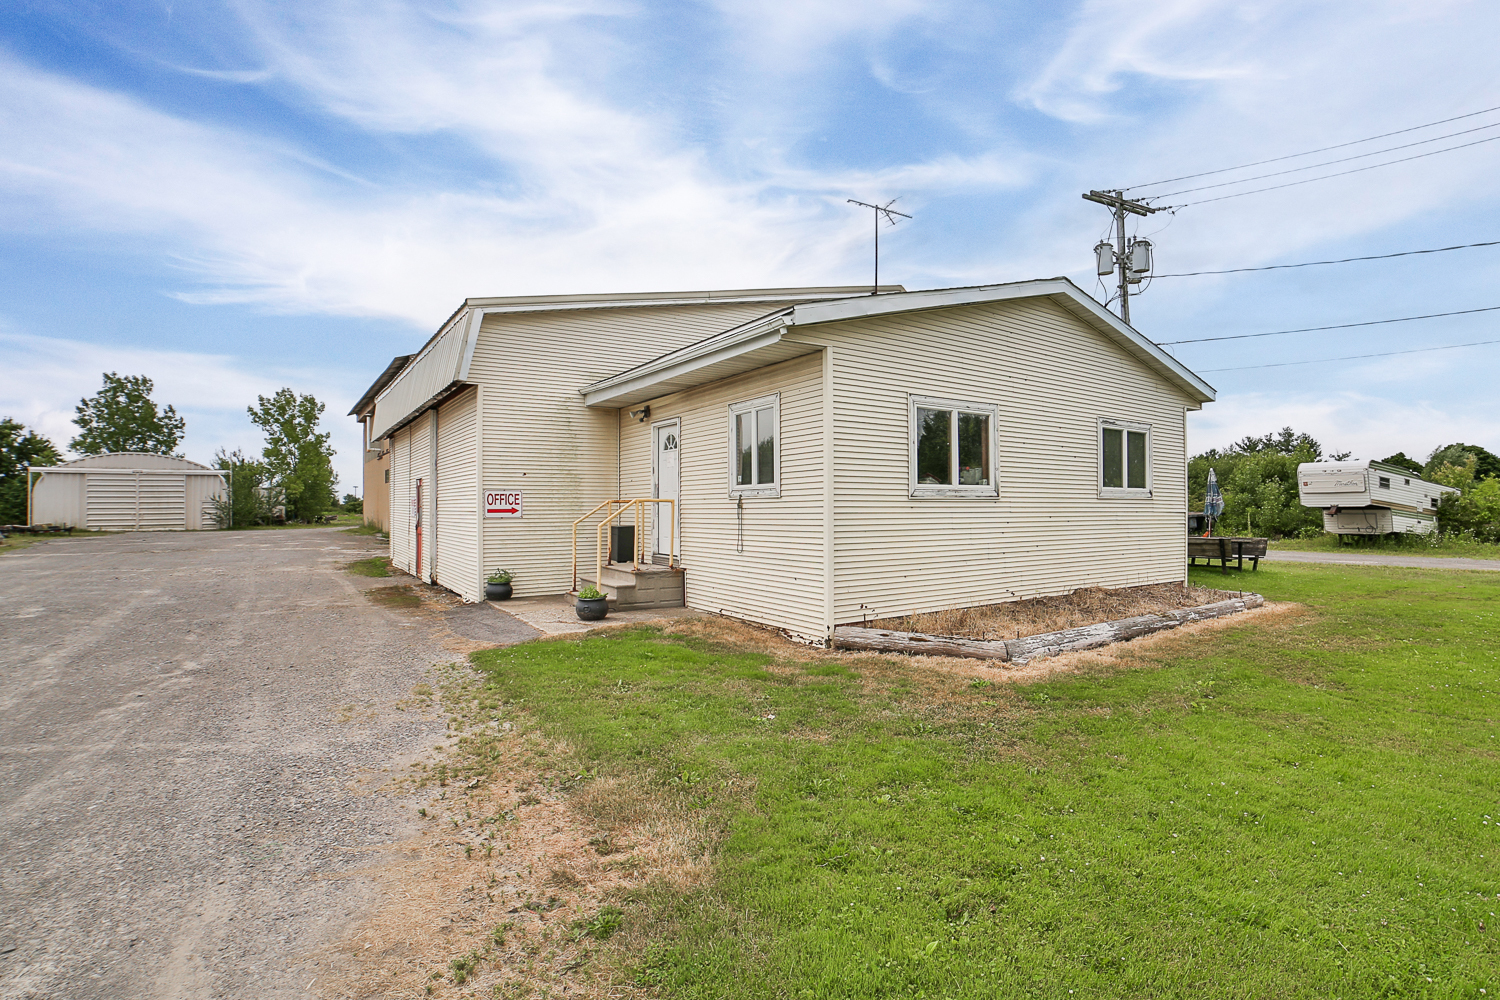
[485,569,514,601]
[574,585,608,621]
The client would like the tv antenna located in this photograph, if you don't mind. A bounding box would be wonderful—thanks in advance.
[847,198,911,295]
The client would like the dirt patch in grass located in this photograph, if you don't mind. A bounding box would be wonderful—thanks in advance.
[320,710,715,998]
[366,584,423,610]
[868,582,1247,641]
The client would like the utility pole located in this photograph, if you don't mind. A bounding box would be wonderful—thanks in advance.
[1082,189,1163,325]
[847,198,911,295]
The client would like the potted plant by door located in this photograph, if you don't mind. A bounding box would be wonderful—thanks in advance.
[485,569,514,601]
[575,585,609,621]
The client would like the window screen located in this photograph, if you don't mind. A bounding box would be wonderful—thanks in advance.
[916,408,952,485]
[1102,427,1124,489]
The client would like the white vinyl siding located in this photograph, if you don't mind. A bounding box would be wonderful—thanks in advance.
[389,425,413,573]
[818,296,1194,626]
[728,393,779,498]
[467,302,790,599]
[435,387,481,601]
[390,412,433,580]
[619,354,826,638]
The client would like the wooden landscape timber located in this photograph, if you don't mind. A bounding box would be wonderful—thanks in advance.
[833,594,1265,666]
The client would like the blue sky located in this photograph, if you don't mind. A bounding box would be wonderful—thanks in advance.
[3,0,1498,492]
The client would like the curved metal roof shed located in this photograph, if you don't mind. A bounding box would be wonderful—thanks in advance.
[28,453,226,531]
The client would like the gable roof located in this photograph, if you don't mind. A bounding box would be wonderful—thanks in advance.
[366,285,899,439]
[579,278,1216,407]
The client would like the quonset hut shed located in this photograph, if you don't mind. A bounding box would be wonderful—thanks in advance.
[362,279,1216,643]
[28,453,226,530]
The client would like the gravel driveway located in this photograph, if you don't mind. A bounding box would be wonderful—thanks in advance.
[0,528,533,1000]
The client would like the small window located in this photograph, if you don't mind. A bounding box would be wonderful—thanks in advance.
[1099,419,1151,498]
[1378,476,1391,490]
[384,469,390,483]
[728,394,779,497]
[909,396,998,498]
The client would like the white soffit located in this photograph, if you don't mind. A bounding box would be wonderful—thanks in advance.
[581,278,1216,408]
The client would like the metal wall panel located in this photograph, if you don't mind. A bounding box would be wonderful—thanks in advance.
[435,387,480,601]
[821,296,1194,625]
[369,314,470,440]
[85,472,142,530]
[618,353,827,638]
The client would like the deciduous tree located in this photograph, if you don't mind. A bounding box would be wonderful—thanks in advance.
[0,418,61,524]
[70,372,185,456]
[247,389,337,522]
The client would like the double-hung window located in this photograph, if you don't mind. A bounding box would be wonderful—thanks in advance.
[728,393,779,498]
[909,395,998,498]
[1099,418,1151,498]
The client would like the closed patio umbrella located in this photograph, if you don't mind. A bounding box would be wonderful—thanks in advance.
[1204,468,1224,535]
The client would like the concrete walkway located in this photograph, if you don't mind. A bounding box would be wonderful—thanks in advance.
[1263,549,1500,571]
[494,594,700,635]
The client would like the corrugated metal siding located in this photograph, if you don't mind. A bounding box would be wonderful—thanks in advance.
[370,312,471,440]
[409,412,434,581]
[85,472,142,530]
[819,297,1194,624]
[468,302,788,598]
[137,477,187,529]
[618,353,827,637]
[436,387,481,601]
[185,473,225,529]
[389,424,415,574]
[30,473,84,527]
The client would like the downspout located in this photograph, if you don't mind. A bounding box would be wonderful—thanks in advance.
[822,344,836,645]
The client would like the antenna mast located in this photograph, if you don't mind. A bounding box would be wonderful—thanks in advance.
[847,198,911,295]
[1082,189,1163,325]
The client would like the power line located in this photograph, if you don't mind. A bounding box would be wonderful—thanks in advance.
[1124,103,1500,191]
[1198,337,1500,373]
[1152,238,1500,278]
[1159,304,1500,345]
[1169,132,1500,208]
[1147,119,1500,200]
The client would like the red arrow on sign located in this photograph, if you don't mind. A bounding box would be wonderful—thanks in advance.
[488,507,518,514]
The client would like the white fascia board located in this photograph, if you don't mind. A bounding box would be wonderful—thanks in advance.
[790,278,1217,404]
[581,324,790,407]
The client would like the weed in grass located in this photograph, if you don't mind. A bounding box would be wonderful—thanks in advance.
[344,556,392,577]
[449,950,481,985]
[463,564,1500,998]
[572,906,624,942]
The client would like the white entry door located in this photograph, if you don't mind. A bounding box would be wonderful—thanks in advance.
[652,420,681,558]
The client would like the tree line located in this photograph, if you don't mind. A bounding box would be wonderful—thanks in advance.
[0,372,348,526]
[1189,427,1500,541]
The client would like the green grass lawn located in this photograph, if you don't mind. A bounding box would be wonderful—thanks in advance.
[466,563,1499,998]
[1270,534,1500,560]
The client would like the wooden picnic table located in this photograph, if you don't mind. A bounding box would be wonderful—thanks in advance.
[1188,536,1267,573]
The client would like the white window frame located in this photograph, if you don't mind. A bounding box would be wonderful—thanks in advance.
[727,393,780,498]
[1098,418,1152,499]
[908,395,999,499]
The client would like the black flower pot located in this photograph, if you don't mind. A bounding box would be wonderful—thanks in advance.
[575,596,609,621]
[485,581,513,601]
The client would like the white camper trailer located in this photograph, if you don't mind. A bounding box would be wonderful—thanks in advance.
[1297,459,1456,536]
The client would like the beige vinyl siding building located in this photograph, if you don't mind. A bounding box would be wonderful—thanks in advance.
[363,279,1214,642]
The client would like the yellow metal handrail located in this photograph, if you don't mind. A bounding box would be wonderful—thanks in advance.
[570,498,677,592]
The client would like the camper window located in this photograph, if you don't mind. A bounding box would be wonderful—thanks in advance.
[1099,419,1151,498]
[908,395,998,498]
[1379,476,1391,489]
[728,394,779,498]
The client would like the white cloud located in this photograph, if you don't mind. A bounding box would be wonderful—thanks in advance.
[0,329,367,494]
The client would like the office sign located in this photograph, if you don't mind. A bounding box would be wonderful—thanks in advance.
[483,489,523,519]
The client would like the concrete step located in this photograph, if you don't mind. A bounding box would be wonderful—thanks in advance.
[577,561,685,610]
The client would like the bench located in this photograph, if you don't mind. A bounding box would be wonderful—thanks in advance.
[1188,536,1267,573]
